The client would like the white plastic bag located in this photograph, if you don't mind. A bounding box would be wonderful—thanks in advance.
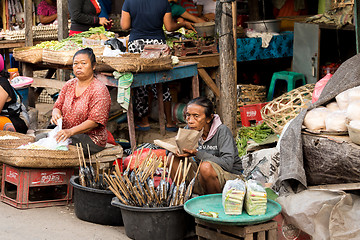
[346,100,360,121]
[19,119,70,150]
[325,110,347,132]
[222,178,246,215]
[304,107,331,130]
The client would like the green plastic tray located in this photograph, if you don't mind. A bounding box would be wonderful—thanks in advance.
[184,193,281,225]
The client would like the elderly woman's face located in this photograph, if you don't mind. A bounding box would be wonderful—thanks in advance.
[72,54,94,80]
[185,104,212,131]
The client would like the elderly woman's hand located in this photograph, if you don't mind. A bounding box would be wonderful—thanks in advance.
[176,148,197,158]
[55,129,73,143]
[51,109,62,125]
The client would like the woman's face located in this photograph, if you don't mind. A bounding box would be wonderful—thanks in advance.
[185,103,212,131]
[72,54,94,80]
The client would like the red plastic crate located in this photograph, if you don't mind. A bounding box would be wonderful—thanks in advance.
[1,164,73,209]
[239,103,267,127]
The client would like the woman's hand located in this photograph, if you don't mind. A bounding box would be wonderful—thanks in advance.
[184,21,196,32]
[99,17,110,26]
[176,148,197,158]
[51,109,62,125]
[55,129,73,143]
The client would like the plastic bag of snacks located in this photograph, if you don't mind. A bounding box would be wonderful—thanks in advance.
[245,180,267,215]
[222,178,246,215]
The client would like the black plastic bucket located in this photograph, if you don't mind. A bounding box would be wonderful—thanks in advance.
[111,197,193,240]
[70,175,123,226]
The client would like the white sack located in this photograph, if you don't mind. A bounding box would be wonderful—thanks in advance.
[335,88,350,110]
[325,110,347,131]
[346,100,360,121]
[347,86,360,102]
[304,107,331,130]
[326,102,340,112]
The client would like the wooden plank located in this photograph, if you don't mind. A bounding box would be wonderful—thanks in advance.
[198,68,220,97]
[195,225,240,240]
[268,229,277,240]
[257,231,265,240]
[179,54,220,68]
[24,0,33,47]
[57,0,69,41]
[308,182,360,191]
[244,234,253,240]
[127,94,136,149]
[196,219,245,236]
[192,74,200,98]
[157,83,166,135]
[244,221,277,234]
[32,77,66,90]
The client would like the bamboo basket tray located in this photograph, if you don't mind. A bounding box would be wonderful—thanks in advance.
[13,47,43,64]
[97,54,173,73]
[84,45,105,57]
[42,49,78,66]
[0,145,79,168]
[0,131,35,148]
[261,84,315,134]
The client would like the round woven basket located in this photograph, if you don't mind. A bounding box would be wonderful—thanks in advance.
[13,47,43,64]
[261,84,315,134]
[0,131,35,148]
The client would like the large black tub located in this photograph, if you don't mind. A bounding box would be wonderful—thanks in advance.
[70,175,123,226]
[111,197,193,240]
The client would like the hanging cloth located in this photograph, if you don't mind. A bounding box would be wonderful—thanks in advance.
[113,71,133,111]
[90,0,102,14]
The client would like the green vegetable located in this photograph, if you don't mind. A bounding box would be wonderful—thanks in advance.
[199,210,219,218]
[236,123,274,157]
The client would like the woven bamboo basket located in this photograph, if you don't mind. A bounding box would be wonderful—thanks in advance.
[97,54,173,73]
[261,83,315,134]
[0,131,35,148]
[13,47,43,64]
[0,145,79,168]
[42,49,78,65]
[85,45,105,57]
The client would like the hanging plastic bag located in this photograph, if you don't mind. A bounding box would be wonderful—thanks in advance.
[19,119,70,150]
[312,73,333,103]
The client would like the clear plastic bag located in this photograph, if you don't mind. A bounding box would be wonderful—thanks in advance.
[222,178,246,215]
[245,180,267,215]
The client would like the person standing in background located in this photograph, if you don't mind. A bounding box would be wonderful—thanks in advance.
[68,0,111,36]
[98,0,112,19]
[195,0,216,21]
[37,0,57,25]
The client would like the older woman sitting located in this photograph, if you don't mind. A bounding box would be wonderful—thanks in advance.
[171,97,242,194]
[51,48,111,154]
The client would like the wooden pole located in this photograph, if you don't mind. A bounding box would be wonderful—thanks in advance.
[355,0,360,54]
[218,0,237,136]
[24,0,33,47]
[57,0,70,81]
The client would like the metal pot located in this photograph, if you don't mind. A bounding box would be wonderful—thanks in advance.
[194,22,215,37]
[245,19,281,33]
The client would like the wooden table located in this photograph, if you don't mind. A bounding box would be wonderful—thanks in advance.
[31,62,199,149]
[97,62,199,148]
[179,54,220,98]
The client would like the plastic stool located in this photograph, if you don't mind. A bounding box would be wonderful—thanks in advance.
[267,71,306,101]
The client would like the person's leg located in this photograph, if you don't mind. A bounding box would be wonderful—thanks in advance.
[152,84,177,129]
[0,116,16,132]
[134,86,150,128]
[71,134,105,156]
[198,161,221,194]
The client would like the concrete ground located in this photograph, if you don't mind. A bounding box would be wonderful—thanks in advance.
[0,201,130,240]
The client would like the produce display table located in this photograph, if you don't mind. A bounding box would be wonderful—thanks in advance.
[0,39,57,69]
